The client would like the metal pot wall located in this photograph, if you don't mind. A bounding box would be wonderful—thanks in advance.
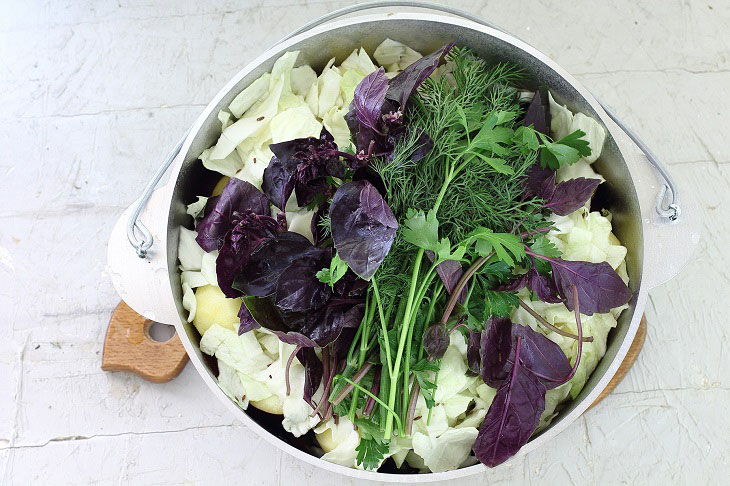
[107,3,699,482]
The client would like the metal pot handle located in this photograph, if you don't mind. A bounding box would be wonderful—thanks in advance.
[125,1,681,258]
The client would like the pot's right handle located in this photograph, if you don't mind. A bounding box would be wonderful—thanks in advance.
[608,117,701,290]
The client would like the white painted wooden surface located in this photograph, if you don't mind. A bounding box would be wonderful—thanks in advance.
[1,0,728,484]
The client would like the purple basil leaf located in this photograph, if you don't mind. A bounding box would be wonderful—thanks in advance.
[523,163,556,200]
[386,42,455,110]
[354,67,389,133]
[195,179,270,252]
[513,325,572,388]
[473,356,546,467]
[274,253,333,312]
[297,347,323,407]
[527,265,561,303]
[423,324,450,360]
[233,232,324,297]
[330,180,398,280]
[426,250,467,303]
[216,211,283,298]
[480,317,515,387]
[494,273,528,292]
[333,269,369,298]
[481,318,571,389]
[467,330,481,374]
[522,87,550,135]
[261,154,296,210]
[242,296,317,346]
[306,300,365,348]
[551,258,632,315]
[544,177,601,216]
[238,303,260,334]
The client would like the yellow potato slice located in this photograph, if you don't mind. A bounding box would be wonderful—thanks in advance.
[192,285,241,335]
[212,176,230,196]
[250,394,283,415]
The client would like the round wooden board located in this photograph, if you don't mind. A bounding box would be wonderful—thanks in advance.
[101,301,647,405]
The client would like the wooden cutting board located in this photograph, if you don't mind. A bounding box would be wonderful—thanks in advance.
[101,300,647,408]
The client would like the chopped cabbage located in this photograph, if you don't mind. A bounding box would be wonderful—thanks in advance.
[200,250,218,287]
[181,282,196,322]
[373,39,422,71]
[178,227,204,271]
[181,270,208,289]
[217,360,249,409]
[570,112,606,163]
[210,76,285,160]
[291,65,317,97]
[258,341,320,437]
[317,67,343,118]
[322,106,353,151]
[186,196,208,219]
[229,73,271,118]
[200,324,272,375]
[269,105,322,143]
[549,92,574,141]
[411,428,479,473]
[286,209,316,244]
[549,92,606,163]
[200,146,244,177]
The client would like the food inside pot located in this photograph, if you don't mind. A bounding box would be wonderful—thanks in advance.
[177,40,631,472]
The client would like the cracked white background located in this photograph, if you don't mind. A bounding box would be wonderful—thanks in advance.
[0,0,728,484]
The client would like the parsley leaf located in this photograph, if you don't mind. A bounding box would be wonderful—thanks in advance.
[466,228,526,266]
[412,358,439,409]
[316,253,349,287]
[402,209,465,263]
[529,235,560,274]
[353,417,390,470]
[538,130,592,170]
[513,125,540,154]
[484,290,520,318]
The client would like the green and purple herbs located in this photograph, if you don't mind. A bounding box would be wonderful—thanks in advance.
[187,42,633,472]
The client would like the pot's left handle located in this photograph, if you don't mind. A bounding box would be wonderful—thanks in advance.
[107,131,190,326]
[107,182,180,326]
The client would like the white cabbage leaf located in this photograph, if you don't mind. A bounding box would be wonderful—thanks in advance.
[200,324,273,375]
[269,105,322,143]
[186,196,208,219]
[286,209,315,244]
[258,341,320,437]
[181,270,208,289]
[200,250,218,287]
[291,65,317,97]
[229,73,271,118]
[178,227,205,271]
[181,282,196,322]
[411,428,479,473]
[373,39,422,71]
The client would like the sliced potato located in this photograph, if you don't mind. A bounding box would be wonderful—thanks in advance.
[315,426,337,453]
[192,285,241,335]
[250,394,283,415]
[212,176,230,196]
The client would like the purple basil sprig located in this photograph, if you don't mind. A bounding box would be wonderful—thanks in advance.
[262,127,347,210]
[329,180,398,280]
[195,178,270,252]
[474,315,580,467]
[525,164,601,216]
